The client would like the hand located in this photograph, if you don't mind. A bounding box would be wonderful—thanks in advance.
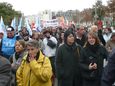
[89,63,97,70]
[92,63,97,69]
[29,55,35,61]
[89,63,94,70]
[108,47,112,53]
[11,63,15,67]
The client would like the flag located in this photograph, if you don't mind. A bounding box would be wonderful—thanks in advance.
[18,17,22,31]
[0,16,6,36]
[0,16,5,30]
[0,23,4,34]
[35,17,42,32]
[25,18,32,36]
[11,17,16,30]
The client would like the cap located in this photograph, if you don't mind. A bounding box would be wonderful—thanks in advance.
[7,26,14,31]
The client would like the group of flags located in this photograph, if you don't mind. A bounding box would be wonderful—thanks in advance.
[0,16,6,35]
[0,15,76,36]
[0,16,42,36]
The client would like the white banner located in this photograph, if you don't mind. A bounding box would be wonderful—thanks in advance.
[43,19,59,27]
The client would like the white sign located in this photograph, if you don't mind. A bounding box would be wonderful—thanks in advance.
[43,19,59,27]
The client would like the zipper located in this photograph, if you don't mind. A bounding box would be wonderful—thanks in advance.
[28,70,31,86]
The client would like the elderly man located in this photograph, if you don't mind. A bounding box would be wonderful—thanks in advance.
[0,26,20,59]
[75,26,87,47]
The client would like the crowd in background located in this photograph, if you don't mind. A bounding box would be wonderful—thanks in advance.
[0,23,115,86]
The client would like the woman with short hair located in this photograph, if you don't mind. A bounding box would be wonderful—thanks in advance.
[16,40,52,86]
[56,29,83,86]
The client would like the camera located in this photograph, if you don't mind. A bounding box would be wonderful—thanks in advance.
[89,56,98,79]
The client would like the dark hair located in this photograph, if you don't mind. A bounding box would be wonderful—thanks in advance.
[43,29,52,35]
[64,29,76,44]
[58,31,64,43]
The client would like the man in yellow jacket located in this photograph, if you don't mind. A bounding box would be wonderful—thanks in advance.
[16,40,52,86]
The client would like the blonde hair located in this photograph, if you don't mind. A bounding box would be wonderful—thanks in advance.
[16,40,26,48]
[84,32,100,47]
[90,25,98,33]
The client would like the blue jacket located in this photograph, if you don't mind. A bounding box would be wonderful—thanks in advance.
[1,36,16,59]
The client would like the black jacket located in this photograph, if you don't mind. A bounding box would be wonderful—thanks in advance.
[56,43,83,86]
[76,34,87,47]
[80,44,108,80]
[0,56,11,86]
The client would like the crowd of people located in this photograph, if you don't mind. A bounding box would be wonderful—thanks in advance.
[0,24,115,86]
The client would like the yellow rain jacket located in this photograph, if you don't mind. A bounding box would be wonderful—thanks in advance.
[16,51,52,86]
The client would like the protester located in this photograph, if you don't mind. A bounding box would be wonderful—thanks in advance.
[103,27,112,43]
[16,40,52,86]
[19,27,31,41]
[90,25,106,46]
[31,32,44,52]
[105,32,115,54]
[9,40,27,86]
[0,26,20,59]
[56,29,83,86]
[0,55,11,86]
[80,32,108,86]
[57,31,64,47]
[0,31,4,43]
[39,32,44,41]
[43,29,57,86]
[51,27,59,39]
[101,49,115,86]
[76,25,87,47]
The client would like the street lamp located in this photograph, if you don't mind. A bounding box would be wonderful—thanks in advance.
[94,5,98,22]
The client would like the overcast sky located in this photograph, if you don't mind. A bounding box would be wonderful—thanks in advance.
[0,0,108,16]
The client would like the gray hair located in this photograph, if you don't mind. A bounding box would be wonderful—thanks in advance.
[26,40,39,48]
